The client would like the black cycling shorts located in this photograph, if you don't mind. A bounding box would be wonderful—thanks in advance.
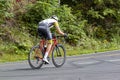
[38,26,52,40]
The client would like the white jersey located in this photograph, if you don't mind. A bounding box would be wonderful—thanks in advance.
[39,18,57,28]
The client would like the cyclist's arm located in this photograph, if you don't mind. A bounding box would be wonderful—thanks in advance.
[54,22,64,35]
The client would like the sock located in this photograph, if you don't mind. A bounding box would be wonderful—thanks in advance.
[44,52,48,59]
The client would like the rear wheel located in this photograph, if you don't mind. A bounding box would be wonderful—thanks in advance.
[28,45,43,69]
[52,44,66,67]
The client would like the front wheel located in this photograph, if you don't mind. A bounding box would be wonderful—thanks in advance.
[28,45,44,69]
[52,44,66,67]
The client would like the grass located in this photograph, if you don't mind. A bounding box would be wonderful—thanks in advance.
[66,46,120,56]
[0,53,28,63]
[0,35,120,63]
[0,44,120,63]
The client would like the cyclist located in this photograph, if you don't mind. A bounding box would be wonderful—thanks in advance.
[38,15,67,64]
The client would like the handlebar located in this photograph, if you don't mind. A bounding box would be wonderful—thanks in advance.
[52,33,68,44]
[52,33,68,39]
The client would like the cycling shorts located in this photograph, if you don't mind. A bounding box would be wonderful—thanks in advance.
[38,25,52,40]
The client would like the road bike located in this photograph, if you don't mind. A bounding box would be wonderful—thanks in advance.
[28,34,66,69]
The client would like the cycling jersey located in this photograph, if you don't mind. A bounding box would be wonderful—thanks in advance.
[39,19,58,28]
[38,18,58,41]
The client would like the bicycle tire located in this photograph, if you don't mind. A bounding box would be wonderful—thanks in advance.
[28,45,44,69]
[52,44,66,67]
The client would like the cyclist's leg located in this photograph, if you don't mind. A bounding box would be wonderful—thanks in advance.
[37,27,46,58]
[43,29,53,63]
[38,26,52,63]
[43,40,52,63]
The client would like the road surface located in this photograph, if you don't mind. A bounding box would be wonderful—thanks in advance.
[0,50,120,80]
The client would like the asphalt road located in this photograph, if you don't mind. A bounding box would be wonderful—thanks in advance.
[0,50,120,80]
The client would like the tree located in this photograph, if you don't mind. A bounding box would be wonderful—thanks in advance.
[61,0,120,40]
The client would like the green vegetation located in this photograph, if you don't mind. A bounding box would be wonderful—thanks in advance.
[0,0,120,62]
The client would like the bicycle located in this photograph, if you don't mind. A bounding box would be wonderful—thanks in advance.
[28,34,66,69]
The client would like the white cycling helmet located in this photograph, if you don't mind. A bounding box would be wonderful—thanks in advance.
[51,15,58,21]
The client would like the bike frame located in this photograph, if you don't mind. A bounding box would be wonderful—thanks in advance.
[39,37,58,57]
